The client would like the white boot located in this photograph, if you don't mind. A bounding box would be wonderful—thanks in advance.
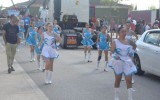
[132,77,135,84]
[37,61,42,71]
[104,61,108,72]
[48,70,53,84]
[88,52,92,62]
[96,61,100,70]
[114,88,120,100]
[30,52,33,62]
[42,61,45,72]
[128,88,133,100]
[45,70,49,84]
[84,53,87,62]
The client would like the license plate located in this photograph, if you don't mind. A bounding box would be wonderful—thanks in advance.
[67,39,77,44]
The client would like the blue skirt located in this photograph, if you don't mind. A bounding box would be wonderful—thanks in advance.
[81,39,94,47]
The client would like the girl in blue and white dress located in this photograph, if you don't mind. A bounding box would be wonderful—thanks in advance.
[17,15,25,51]
[81,23,94,62]
[41,23,61,84]
[108,26,137,100]
[35,26,45,71]
[96,26,111,71]
[53,20,61,48]
[26,22,37,62]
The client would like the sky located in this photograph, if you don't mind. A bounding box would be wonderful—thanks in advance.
[0,0,159,10]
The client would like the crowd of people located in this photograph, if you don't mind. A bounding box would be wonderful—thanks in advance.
[2,13,160,100]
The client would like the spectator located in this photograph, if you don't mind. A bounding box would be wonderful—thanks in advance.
[2,15,19,74]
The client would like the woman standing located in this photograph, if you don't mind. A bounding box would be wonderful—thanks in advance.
[26,22,37,62]
[53,19,61,48]
[125,21,138,83]
[17,15,25,51]
[35,26,44,71]
[41,23,61,84]
[96,26,111,71]
[109,26,137,100]
[81,23,94,62]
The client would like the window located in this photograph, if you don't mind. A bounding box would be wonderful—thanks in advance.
[144,31,160,46]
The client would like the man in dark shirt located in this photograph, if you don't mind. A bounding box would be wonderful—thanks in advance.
[2,15,19,74]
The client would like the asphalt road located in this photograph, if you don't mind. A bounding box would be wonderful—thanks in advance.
[0,37,160,100]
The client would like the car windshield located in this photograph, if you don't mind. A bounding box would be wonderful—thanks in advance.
[144,31,160,46]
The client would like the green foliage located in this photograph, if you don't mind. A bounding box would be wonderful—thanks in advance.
[101,0,125,6]
[148,5,157,10]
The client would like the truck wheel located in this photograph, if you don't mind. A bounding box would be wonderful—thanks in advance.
[61,34,66,49]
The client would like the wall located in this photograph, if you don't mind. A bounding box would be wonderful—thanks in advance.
[61,0,89,23]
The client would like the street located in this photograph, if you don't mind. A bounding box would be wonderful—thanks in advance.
[0,37,159,100]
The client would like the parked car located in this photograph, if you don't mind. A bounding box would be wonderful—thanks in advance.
[134,29,160,76]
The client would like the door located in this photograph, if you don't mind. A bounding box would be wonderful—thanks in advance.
[142,31,160,76]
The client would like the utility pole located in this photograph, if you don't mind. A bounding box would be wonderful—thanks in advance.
[159,0,160,19]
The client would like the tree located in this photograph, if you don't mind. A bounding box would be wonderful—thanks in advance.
[101,0,127,6]
[148,5,157,10]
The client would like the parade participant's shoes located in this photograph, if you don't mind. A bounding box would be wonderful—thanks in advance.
[88,60,92,62]
[32,59,36,62]
[128,88,133,100]
[114,88,120,100]
[104,68,108,72]
[121,76,125,81]
[48,81,52,84]
[45,81,49,85]
[132,79,135,84]
[11,67,15,71]
[8,68,12,74]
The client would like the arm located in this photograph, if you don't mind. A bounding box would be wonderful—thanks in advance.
[54,33,62,43]
[128,39,137,50]
[58,25,62,32]
[131,30,138,40]
[96,33,100,43]
[107,34,111,42]
[2,24,7,44]
[110,41,116,54]
[39,33,44,47]
[2,30,6,45]
[110,40,120,60]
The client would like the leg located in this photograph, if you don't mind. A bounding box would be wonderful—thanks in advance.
[87,46,92,62]
[84,46,87,62]
[6,43,12,73]
[10,44,17,68]
[48,59,54,84]
[96,50,102,69]
[32,46,35,61]
[125,75,133,100]
[44,58,50,84]
[104,50,109,71]
[37,55,41,70]
[114,73,122,100]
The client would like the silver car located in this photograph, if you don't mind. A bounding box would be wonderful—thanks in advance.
[134,29,160,76]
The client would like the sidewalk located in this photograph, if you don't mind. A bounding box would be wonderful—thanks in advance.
[0,43,49,100]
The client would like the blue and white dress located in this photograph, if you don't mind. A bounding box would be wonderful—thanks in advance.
[53,25,61,35]
[97,32,109,51]
[81,28,94,47]
[108,39,137,76]
[35,33,44,55]
[18,26,25,39]
[26,27,37,46]
[41,32,59,59]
